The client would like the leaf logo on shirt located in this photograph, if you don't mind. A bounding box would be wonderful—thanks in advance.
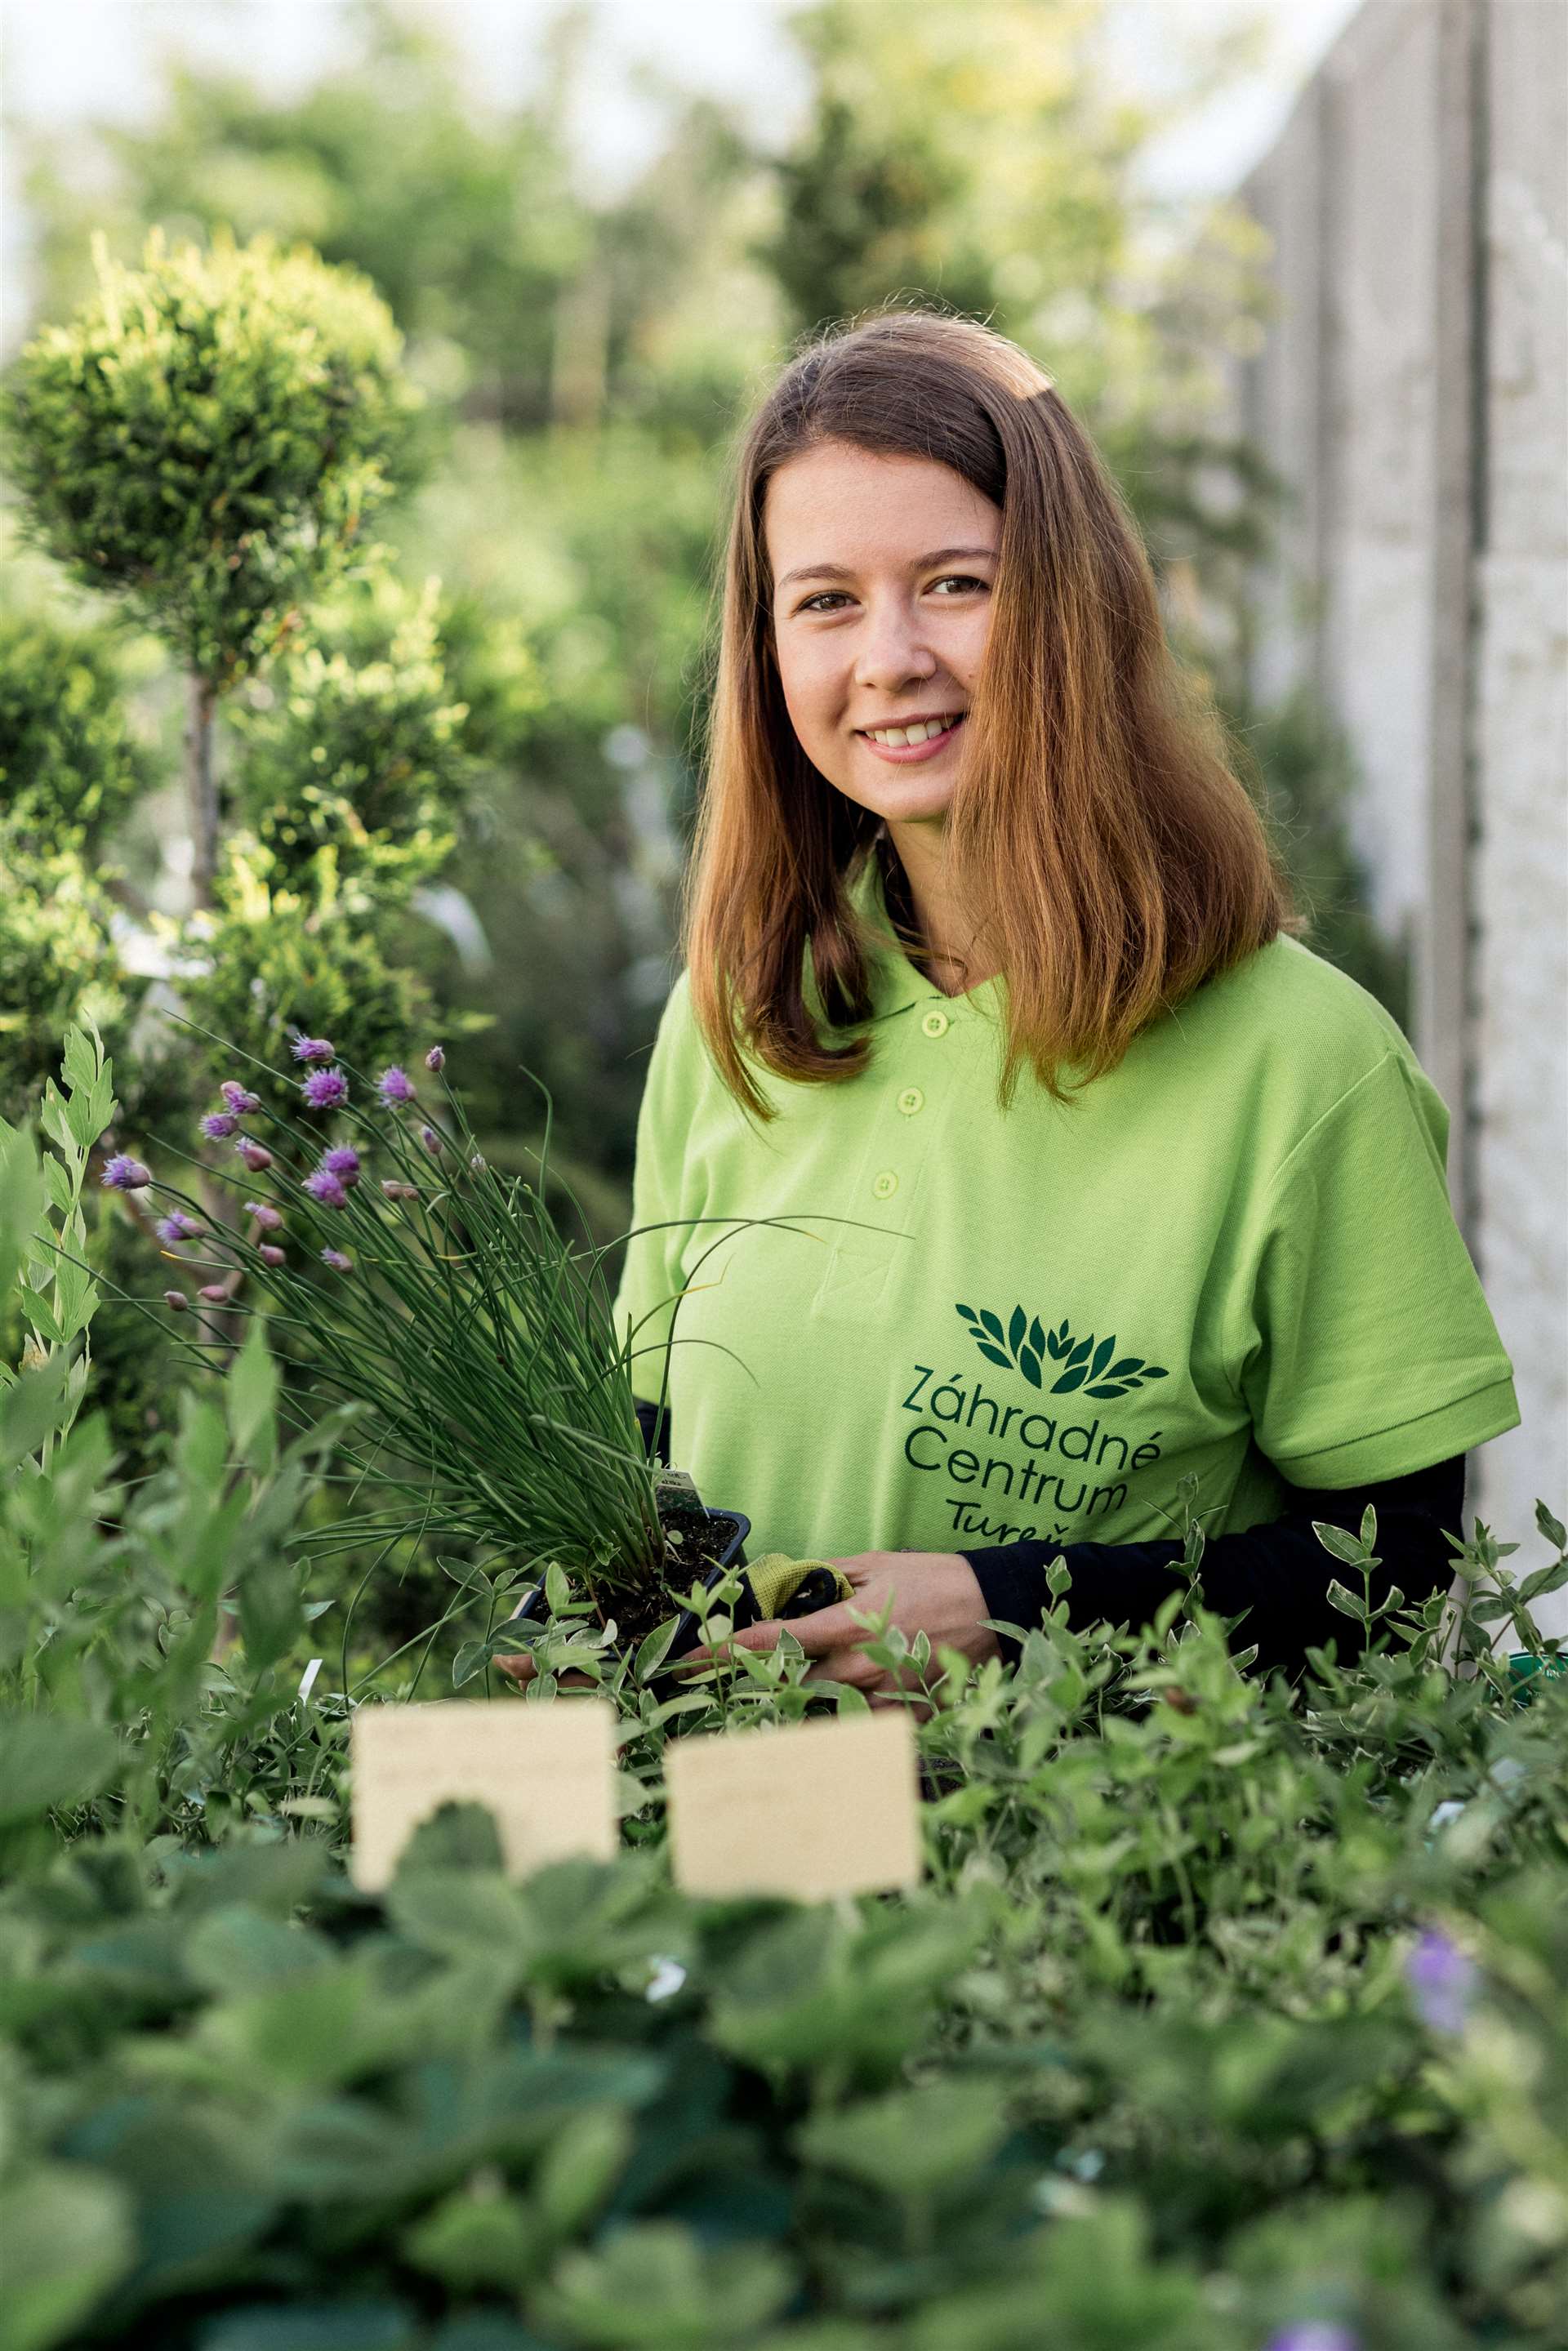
[955,1303,1169,1400]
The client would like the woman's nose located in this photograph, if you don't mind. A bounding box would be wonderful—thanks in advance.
[854,600,937,694]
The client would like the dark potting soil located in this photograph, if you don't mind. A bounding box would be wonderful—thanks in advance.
[595,1495,742,1651]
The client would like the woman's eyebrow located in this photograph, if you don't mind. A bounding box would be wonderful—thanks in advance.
[775,543,999,590]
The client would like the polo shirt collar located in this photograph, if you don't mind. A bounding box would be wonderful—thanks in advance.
[846,852,998,1025]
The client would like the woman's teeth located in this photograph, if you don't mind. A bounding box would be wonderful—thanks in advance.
[862,714,964,746]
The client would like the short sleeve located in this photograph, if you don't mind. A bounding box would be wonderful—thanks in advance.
[1232,1049,1520,1485]
[608,975,697,1405]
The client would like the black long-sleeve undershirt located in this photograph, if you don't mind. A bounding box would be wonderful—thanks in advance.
[631,1399,1464,1681]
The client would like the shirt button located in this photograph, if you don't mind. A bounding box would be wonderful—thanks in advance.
[871,1170,899,1200]
[897,1086,924,1116]
[920,1008,951,1039]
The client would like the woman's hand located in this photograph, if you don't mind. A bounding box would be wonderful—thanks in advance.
[675,1550,999,1718]
[493,1551,999,1712]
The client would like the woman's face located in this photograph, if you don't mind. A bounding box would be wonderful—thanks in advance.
[763,439,1000,827]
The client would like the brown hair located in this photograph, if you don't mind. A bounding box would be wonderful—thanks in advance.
[683,307,1304,1120]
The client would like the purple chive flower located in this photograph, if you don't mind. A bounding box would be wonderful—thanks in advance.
[300,1067,348,1111]
[236,1138,274,1172]
[244,1202,283,1231]
[321,1248,353,1272]
[377,1065,416,1106]
[292,1036,336,1064]
[321,1146,361,1188]
[1406,1930,1477,2034]
[381,1179,419,1200]
[303,1168,350,1209]
[101,1155,151,1191]
[164,1289,189,1312]
[419,1124,443,1157]
[156,1211,202,1244]
[258,1243,287,1268]
[220,1081,261,1114]
[198,1282,230,1303]
[1263,2329,1361,2351]
[425,1044,445,1073]
[201,1111,239,1141]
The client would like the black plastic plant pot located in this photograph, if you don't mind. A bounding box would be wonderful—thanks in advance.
[506,1501,755,1681]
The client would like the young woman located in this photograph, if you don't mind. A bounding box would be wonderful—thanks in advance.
[512,309,1520,1707]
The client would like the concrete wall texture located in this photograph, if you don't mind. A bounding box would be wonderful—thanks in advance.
[1228,0,1567,1628]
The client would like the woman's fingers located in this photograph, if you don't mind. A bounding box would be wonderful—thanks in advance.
[682,1601,867,1668]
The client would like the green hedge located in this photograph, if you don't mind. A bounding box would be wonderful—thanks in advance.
[0,1034,1564,2349]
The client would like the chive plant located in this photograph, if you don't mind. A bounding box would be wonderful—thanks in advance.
[119,1029,763,1609]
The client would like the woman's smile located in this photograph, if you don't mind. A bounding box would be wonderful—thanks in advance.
[855,710,968,763]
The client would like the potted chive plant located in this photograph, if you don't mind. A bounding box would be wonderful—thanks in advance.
[118,1030,773,1664]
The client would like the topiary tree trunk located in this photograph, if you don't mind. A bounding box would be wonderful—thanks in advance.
[185,673,220,906]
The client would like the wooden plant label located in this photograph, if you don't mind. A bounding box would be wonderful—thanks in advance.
[350,1699,617,1893]
[665,1710,924,1902]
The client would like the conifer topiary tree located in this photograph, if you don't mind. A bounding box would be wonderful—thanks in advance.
[2,227,421,902]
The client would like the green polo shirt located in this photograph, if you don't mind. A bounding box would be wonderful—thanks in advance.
[610,861,1520,1565]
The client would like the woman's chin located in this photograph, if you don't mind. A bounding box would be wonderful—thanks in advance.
[831,772,958,828]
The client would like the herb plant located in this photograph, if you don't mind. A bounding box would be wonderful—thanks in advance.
[124,1026,800,1624]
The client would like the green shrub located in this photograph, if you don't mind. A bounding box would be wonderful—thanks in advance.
[0,840,141,1125]
[0,605,157,853]
[2,226,421,688]
[225,572,476,902]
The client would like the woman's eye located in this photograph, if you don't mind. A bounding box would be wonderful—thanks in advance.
[793,575,987,615]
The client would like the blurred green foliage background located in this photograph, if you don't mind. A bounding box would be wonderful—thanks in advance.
[1,0,1405,1472]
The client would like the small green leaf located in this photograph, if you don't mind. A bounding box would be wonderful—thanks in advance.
[544,1558,572,1615]
[18,1292,64,1347]
[1312,1522,1367,1565]
[0,1713,121,1825]
[1028,1315,1046,1356]
[1008,1304,1027,1356]
[976,1342,1013,1369]
[1050,1365,1089,1396]
[1517,1555,1568,1606]
[1534,1500,1566,1549]
[0,2166,133,2351]
[452,1641,492,1689]
[40,1153,73,1218]
[0,1351,72,1469]
[0,1123,47,1304]
[227,1316,279,1466]
[238,1554,302,1674]
[399,1801,506,1878]
[60,1022,100,1098]
[1325,1578,1370,1621]
[978,1310,1005,1343]
[1018,1347,1042,1389]
[1090,1334,1116,1380]
[635,1616,678,1681]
